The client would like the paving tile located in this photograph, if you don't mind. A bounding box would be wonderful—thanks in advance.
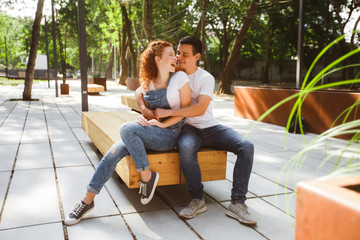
[72,127,91,141]
[46,117,69,128]
[1,117,25,128]
[0,222,64,240]
[186,202,264,240]
[157,184,193,209]
[262,192,297,218]
[227,153,237,164]
[0,127,23,145]
[24,115,46,128]
[105,176,169,214]
[0,171,11,212]
[203,179,255,202]
[157,184,215,214]
[52,142,90,167]
[48,127,77,142]
[16,143,53,170]
[0,144,18,171]
[66,119,82,128]
[0,169,61,229]
[80,141,103,166]
[67,215,133,240]
[21,127,49,143]
[248,173,291,197]
[124,209,197,239]
[56,166,119,220]
[222,198,295,240]
[226,161,234,181]
[272,150,336,174]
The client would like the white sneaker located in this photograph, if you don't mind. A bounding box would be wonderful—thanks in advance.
[65,200,94,226]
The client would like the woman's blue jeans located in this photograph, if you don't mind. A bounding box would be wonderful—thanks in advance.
[87,122,181,194]
[177,124,254,204]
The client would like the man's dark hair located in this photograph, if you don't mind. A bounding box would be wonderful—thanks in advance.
[179,36,202,55]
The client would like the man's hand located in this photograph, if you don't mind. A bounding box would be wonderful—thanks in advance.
[141,108,156,120]
[155,108,170,120]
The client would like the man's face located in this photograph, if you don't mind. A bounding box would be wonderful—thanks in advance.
[176,44,199,73]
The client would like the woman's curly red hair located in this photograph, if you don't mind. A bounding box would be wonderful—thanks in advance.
[139,40,173,90]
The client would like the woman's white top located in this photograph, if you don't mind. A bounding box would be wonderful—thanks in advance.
[147,71,189,109]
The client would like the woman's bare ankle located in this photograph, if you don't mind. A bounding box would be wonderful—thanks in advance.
[140,169,152,182]
[83,191,96,205]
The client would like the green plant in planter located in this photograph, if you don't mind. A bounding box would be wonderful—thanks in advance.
[254,34,360,185]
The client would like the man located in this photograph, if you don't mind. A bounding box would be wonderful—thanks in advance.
[135,35,256,225]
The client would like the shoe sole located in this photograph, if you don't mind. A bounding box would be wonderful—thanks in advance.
[225,210,257,225]
[179,205,208,219]
[141,172,159,205]
[65,205,95,226]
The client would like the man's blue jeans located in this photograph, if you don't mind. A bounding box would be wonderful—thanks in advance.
[177,124,254,204]
[87,121,181,194]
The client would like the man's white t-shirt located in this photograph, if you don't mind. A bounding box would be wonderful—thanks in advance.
[185,67,219,129]
[147,71,189,110]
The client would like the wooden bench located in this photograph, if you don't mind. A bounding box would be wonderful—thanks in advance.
[88,84,105,94]
[121,95,140,112]
[88,77,107,91]
[82,111,227,188]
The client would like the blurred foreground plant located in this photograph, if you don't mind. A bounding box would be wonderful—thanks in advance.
[254,34,360,186]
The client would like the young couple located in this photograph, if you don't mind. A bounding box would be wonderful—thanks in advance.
[65,36,257,226]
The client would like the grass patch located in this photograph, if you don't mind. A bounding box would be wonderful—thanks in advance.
[0,77,44,86]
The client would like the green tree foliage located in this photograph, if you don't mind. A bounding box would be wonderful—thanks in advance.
[0,0,358,91]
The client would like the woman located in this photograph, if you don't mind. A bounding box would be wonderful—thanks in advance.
[65,40,191,226]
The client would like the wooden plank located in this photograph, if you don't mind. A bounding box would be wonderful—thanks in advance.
[121,95,140,112]
[180,149,227,184]
[115,151,181,188]
[88,84,105,93]
[82,112,121,155]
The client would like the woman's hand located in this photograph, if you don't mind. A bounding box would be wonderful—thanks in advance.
[148,119,165,128]
[135,116,149,127]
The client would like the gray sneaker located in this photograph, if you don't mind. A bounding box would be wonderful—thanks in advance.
[179,198,207,219]
[226,203,257,225]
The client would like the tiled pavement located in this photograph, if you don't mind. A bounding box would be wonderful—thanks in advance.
[0,80,351,239]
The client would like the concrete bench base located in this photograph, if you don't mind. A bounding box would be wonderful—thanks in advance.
[82,111,227,188]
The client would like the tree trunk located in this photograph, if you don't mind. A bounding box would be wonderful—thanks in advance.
[221,18,229,70]
[119,23,128,85]
[218,0,258,94]
[105,43,114,80]
[200,0,208,70]
[56,22,67,84]
[143,0,153,42]
[23,0,45,100]
[121,4,138,78]
[166,0,174,40]
[262,13,274,84]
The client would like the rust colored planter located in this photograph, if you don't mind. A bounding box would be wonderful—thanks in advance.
[296,176,360,240]
[234,86,360,138]
[60,83,69,95]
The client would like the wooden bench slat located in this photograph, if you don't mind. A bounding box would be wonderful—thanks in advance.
[88,84,105,93]
[121,95,140,112]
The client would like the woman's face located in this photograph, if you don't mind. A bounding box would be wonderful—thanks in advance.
[158,46,177,73]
